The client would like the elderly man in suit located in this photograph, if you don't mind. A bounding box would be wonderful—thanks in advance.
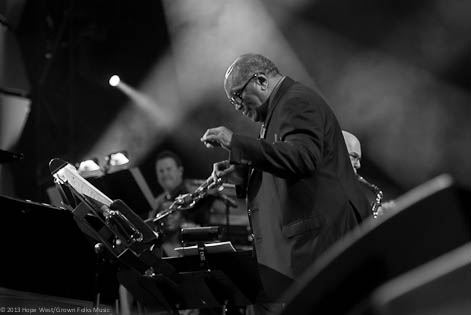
[201,54,368,310]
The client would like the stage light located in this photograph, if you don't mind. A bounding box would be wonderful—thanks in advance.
[109,75,120,87]
[86,0,314,167]
[105,151,130,173]
[77,158,104,178]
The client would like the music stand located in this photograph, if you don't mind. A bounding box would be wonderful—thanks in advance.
[118,250,264,312]
[50,158,181,310]
[50,159,159,271]
[87,168,155,219]
[50,158,268,312]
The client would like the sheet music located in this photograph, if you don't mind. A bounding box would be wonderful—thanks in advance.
[54,163,112,206]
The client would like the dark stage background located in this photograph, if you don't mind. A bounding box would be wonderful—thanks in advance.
[0,0,470,308]
[1,0,470,207]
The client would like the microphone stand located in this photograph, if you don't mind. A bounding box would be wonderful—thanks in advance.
[216,192,237,235]
[225,198,230,229]
[93,243,105,309]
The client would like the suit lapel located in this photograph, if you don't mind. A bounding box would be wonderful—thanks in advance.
[248,124,265,190]
[247,78,295,200]
[263,77,295,135]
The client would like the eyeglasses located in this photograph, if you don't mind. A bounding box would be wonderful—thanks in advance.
[349,152,361,164]
[229,73,260,107]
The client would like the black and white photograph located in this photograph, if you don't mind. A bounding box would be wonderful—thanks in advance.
[0,0,470,314]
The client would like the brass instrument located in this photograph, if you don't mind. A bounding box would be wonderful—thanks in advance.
[356,174,383,218]
[147,175,224,224]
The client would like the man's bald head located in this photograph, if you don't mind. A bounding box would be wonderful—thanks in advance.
[342,130,362,173]
[224,53,279,97]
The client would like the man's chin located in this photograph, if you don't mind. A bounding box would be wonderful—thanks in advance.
[244,111,259,122]
[162,181,177,191]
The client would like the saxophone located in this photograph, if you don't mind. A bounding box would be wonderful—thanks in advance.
[356,174,383,218]
[148,175,224,224]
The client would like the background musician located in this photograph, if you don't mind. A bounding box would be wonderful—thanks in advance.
[342,130,395,218]
[148,150,213,257]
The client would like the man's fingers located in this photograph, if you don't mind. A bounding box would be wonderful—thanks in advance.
[201,128,218,140]
[203,139,221,148]
[214,160,228,169]
[212,161,232,178]
[217,164,235,177]
[201,129,219,148]
[204,141,214,148]
[201,127,232,151]
[201,127,224,142]
[214,166,234,183]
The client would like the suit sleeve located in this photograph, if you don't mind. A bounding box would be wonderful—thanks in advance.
[230,96,326,178]
[231,164,249,198]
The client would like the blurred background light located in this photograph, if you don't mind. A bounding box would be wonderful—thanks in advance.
[109,75,120,87]
[105,151,130,174]
[2,0,469,201]
[77,158,104,178]
[84,0,316,174]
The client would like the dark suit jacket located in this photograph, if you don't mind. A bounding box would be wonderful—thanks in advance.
[229,77,369,298]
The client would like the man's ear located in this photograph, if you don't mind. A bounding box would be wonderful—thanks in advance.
[256,75,268,89]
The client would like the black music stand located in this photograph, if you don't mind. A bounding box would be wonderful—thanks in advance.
[70,199,161,273]
[117,227,266,313]
[50,158,161,271]
[87,168,154,219]
[50,159,268,313]
[50,159,180,310]
[118,250,264,313]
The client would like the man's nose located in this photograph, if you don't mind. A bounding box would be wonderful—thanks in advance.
[354,160,361,170]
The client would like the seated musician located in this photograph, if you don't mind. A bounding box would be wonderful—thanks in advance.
[342,130,395,217]
[148,150,215,256]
